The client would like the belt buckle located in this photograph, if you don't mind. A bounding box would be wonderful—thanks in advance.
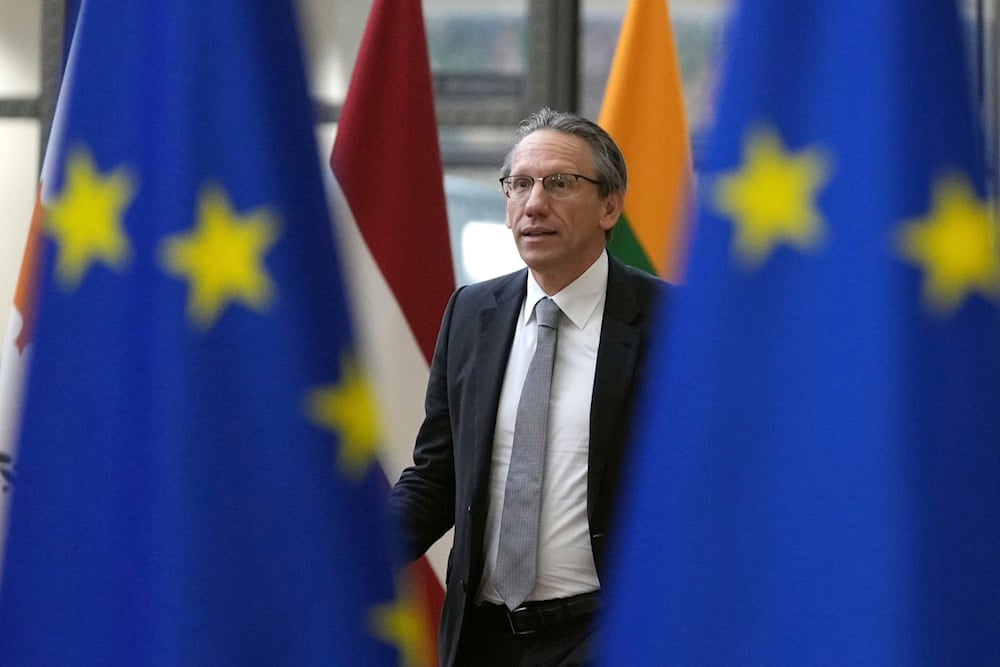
[506,605,538,636]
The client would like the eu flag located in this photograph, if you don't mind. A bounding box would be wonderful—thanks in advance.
[0,1,401,664]
[601,1,1000,664]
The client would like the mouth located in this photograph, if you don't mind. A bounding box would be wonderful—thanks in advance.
[520,228,556,238]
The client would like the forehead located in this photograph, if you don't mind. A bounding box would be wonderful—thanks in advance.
[510,129,594,173]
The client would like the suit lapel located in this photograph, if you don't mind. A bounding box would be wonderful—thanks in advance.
[468,271,525,565]
[588,258,643,516]
[472,271,525,465]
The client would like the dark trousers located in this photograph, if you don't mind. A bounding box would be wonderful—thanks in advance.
[454,600,597,667]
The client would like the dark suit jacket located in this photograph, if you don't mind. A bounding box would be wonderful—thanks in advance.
[387,253,670,666]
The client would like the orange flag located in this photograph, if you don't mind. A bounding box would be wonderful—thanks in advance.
[600,0,694,282]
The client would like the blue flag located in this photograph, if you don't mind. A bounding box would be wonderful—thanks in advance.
[601,1,1000,664]
[0,1,403,664]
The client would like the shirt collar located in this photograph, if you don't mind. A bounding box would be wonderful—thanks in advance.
[523,251,609,330]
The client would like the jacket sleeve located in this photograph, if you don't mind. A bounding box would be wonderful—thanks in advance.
[386,286,463,564]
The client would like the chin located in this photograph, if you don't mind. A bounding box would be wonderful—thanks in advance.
[516,244,551,264]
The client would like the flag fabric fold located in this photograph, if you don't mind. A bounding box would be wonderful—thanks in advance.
[0,189,44,573]
[0,1,401,663]
[0,48,71,573]
[601,0,1000,664]
[599,0,693,281]
[330,0,453,664]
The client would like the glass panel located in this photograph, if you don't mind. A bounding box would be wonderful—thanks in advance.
[0,2,42,97]
[425,0,528,106]
[580,0,734,160]
[423,1,528,284]
[297,0,372,105]
[444,166,516,286]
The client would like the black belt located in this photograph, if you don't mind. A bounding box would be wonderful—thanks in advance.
[479,592,600,636]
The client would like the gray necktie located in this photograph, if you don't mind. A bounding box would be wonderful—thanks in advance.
[494,296,561,610]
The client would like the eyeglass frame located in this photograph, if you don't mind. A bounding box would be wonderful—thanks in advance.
[499,173,604,200]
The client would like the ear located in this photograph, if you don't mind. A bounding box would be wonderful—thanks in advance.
[599,191,624,231]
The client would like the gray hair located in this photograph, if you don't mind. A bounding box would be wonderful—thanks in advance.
[500,107,627,198]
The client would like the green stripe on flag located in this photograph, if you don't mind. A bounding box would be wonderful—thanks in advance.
[608,213,657,275]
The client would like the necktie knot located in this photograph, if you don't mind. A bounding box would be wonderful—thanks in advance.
[535,297,561,330]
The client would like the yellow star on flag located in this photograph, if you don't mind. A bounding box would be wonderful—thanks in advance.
[895,174,1000,314]
[713,127,832,267]
[306,355,381,478]
[160,186,279,329]
[45,147,135,288]
[370,581,434,667]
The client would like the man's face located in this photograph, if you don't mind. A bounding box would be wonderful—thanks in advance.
[505,129,622,293]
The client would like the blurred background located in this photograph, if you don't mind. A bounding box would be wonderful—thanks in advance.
[0,0,996,337]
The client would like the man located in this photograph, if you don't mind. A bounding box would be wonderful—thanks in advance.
[388,108,671,666]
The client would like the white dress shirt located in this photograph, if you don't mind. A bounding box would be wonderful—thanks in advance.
[479,251,608,604]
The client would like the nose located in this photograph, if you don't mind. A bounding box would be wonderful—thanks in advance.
[522,179,551,212]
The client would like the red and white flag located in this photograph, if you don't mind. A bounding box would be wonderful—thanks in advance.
[0,200,42,571]
[330,0,453,663]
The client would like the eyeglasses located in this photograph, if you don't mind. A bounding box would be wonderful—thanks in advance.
[499,173,602,200]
